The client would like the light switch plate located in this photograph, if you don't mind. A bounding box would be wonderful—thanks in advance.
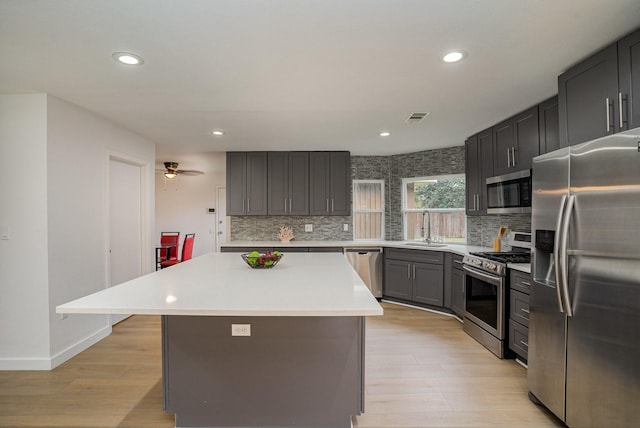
[343,223,349,231]
[305,224,313,232]
[231,324,251,336]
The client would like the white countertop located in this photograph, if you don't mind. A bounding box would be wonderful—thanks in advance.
[57,253,383,317]
[224,240,491,256]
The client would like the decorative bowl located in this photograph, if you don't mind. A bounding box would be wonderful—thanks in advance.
[241,252,283,269]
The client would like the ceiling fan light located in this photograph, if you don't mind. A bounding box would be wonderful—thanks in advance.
[164,172,177,179]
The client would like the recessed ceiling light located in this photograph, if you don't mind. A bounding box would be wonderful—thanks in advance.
[442,50,466,63]
[112,52,144,65]
[379,132,391,137]
[211,130,225,136]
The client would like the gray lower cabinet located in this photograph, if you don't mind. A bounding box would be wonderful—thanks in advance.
[508,270,531,361]
[309,151,351,215]
[384,248,444,307]
[445,253,464,317]
[226,152,268,215]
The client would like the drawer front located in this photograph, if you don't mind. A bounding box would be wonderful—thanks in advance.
[385,248,444,264]
[510,289,530,327]
[509,319,529,360]
[451,254,464,271]
[510,270,532,294]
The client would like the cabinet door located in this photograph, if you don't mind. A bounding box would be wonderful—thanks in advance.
[451,267,465,317]
[245,152,268,215]
[493,119,514,176]
[267,152,288,215]
[413,262,444,306]
[384,259,412,300]
[309,152,330,215]
[539,96,562,154]
[558,43,619,147]
[477,128,493,213]
[618,29,640,131]
[513,106,539,171]
[288,152,310,215]
[329,151,351,215]
[464,135,480,216]
[226,152,247,215]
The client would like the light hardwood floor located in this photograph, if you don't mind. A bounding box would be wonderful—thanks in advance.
[0,302,564,427]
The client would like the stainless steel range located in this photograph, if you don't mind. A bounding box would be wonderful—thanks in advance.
[462,231,531,358]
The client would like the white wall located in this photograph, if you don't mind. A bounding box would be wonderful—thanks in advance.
[46,96,156,367]
[155,152,226,258]
[0,95,51,368]
[0,94,156,369]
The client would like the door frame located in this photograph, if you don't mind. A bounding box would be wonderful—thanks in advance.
[105,151,151,323]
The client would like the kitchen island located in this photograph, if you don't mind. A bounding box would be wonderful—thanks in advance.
[57,252,383,428]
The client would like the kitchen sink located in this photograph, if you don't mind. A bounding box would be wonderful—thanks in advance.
[402,242,448,248]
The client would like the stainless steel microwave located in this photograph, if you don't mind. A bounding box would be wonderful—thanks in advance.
[486,169,532,214]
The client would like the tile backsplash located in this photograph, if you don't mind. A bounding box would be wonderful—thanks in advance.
[230,215,352,241]
[466,214,532,248]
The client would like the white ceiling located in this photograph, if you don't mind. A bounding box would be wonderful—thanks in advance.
[2,1,640,157]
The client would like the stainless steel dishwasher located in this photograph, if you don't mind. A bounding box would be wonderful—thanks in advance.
[344,247,383,298]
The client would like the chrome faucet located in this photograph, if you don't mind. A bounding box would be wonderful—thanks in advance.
[422,210,431,244]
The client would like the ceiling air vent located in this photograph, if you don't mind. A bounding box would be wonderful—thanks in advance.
[406,112,430,124]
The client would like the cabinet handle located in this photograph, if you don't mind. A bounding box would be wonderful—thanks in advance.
[284,199,288,212]
[476,194,479,211]
[413,264,416,279]
[289,199,292,212]
[521,308,530,314]
[326,199,329,212]
[520,340,529,348]
[242,199,245,213]
[247,199,250,213]
[521,281,531,286]
[507,148,511,168]
[407,264,411,279]
[331,198,334,212]
[619,92,624,129]
[511,147,516,167]
[605,97,611,133]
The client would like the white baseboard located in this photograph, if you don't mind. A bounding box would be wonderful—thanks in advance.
[0,325,112,371]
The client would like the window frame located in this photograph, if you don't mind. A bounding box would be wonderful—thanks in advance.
[352,179,385,241]
[401,174,466,243]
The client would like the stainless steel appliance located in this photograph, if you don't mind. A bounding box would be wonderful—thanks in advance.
[344,247,383,298]
[462,232,531,358]
[528,129,640,427]
[486,169,532,214]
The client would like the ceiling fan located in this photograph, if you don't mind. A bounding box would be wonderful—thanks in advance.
[158,162,204,179]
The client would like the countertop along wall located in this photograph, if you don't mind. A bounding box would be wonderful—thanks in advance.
[230,146,531,245]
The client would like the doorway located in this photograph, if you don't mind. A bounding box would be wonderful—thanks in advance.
[108,157,144,325]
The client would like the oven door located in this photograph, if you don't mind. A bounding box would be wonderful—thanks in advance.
[463,265,505,339]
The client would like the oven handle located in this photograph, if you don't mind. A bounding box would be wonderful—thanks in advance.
[462,265,503,287]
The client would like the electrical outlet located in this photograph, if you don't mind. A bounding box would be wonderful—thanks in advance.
[305,224,313,232]
[343,223,349,231]
[231,324,251,336]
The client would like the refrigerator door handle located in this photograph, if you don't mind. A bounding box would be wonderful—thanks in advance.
[554,195,568,313]
[559,195,575,317]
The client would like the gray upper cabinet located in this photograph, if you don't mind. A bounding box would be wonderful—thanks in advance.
[465,128,493,216]
[538,96,561,154]
[309,151,351,216]
[558,43,619,147]
[559,28,640,147]
[226,152,268,215]
[493,106,539,175]
[619,29,640,131]
[267,152,309,215]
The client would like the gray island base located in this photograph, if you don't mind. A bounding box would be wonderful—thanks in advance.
[162,315,364,428]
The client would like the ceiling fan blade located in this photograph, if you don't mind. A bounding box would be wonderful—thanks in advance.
[176,169,204,176]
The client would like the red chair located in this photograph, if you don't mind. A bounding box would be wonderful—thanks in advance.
[157,232,180,270]
[160,234,195,269]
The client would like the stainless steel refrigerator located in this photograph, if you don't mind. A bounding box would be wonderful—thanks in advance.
[529,128,640,427]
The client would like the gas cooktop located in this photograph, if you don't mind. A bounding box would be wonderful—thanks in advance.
[468,251,531,264]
